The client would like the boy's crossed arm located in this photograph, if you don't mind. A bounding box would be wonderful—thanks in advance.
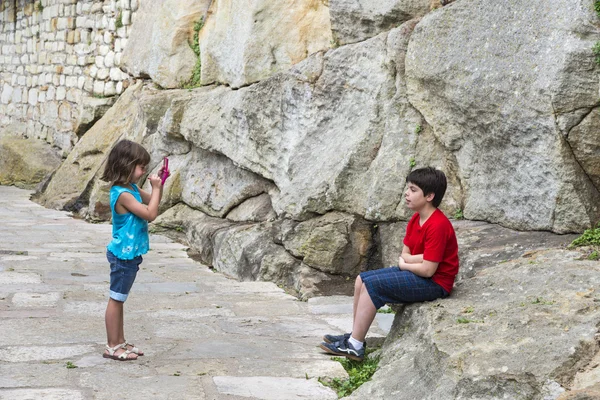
[399,245,439,278]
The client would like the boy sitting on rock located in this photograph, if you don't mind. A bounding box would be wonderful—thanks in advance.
[320,167,459,361]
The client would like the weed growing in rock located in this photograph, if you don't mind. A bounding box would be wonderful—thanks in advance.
[182,18,204,89]
[319,351,380,398]
[36,1,43,12]
[116,11,123,29]
[453,209,464,220]
[588,251,599,261]
[377,305,395,314]
[593,42,600,66]
[595,0,600,18]
[457,317,483,324]
[409,157,416,169]
[462,306,474,314]
[570,223,600,247]
[414,124,422,134]
[65,361,77,369]
[531,297,555,305]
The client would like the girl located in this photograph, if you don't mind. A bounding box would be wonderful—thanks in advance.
[100,139,166,361]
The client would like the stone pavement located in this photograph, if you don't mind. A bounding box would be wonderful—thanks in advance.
[0,186,393,400]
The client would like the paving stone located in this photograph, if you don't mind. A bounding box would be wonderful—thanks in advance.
[0,272,41,284]
[0,388,84,400]
[213,376,337,399]
[11,292,61,307]
[0,344,95,362]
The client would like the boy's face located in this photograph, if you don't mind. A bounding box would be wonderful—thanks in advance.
[405,182,434,211]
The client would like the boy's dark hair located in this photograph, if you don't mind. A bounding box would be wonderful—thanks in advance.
[101,140,151,185]
[406,167,447,208]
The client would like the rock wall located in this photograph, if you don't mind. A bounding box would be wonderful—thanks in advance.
[0,0,139,155]
[4,0,600,291]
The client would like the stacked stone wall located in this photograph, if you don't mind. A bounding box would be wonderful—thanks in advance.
[0,0,138,154]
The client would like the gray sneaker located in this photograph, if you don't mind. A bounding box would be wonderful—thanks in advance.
[320,338,365,361]
[322,332,350,344]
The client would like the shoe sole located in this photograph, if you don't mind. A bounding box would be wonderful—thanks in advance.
[319,343,363,362]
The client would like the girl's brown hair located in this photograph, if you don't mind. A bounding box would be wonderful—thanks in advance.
[101,140,151,185]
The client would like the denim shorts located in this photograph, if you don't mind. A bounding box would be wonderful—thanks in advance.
[107,250,142,302]
[360,267,448,309]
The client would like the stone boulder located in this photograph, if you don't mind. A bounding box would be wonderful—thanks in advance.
[226,193,277,222]
[121,0,210,89]
[199,0,332,88]
[180,23,461,221]
[179,148,276,218]
[405,0,600,233]
[282,212,374,275]
[0,136,62,189]
[329,0,430,45]
[348,247,600,399]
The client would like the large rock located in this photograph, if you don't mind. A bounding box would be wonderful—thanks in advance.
[329,0,430,45]
[0,136,62,189]
[199,0,332,88]
[180,23,461,221]
[405,0,600,233]
[282,212,373,275]
[348,247,600,399]
[152,203,235,265]
[121,0,209,89]
[179,148,275,218]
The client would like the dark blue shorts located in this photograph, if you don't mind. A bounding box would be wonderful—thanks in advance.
[360,267,448,309]
[107,250,142,302]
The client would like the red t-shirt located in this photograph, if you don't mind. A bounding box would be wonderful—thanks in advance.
[403,209,459,294]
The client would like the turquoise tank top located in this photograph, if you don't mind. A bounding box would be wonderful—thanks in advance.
[106,184,149,260]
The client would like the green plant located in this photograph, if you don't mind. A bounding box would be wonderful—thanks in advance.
[593,42,600,66]
[531,297,555,305]
[457,317,483,324]
[116,11,123,29]
[595,0,600,18]
[377,306,395,314]
[462,306,474,314]
[319,352,380,398]
[453,209,464,220]
[65,361,77,369]
[570,223,600,247]
[414,124,422,134]
[409,157,416,169]
[181,18,204,89]
[36,1,43,12]
[173,371,181,376]
[588,251,599,261]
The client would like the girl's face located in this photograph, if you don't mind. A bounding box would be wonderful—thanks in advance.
[131,164,148,183]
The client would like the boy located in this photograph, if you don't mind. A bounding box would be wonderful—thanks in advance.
[320,167,459,361]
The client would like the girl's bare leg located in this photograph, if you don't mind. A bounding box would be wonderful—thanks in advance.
[105,298,137,359]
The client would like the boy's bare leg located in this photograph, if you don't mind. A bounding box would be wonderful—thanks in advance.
[352,276,363,324]
[350,283,377,343]
[105,298,137,359]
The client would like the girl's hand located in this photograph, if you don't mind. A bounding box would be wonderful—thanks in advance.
[147,174,162,189]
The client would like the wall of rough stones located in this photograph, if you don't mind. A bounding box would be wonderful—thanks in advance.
[0,0,138,154]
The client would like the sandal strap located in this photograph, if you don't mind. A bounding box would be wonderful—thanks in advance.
[124,341,141,354]
[117,349,133,360]
[105,343,125,356]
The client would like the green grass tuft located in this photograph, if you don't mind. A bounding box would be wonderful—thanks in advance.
[570,224,600,247]
[319,352,380,398]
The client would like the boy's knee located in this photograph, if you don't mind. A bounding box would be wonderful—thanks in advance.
[355,275,363,288]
